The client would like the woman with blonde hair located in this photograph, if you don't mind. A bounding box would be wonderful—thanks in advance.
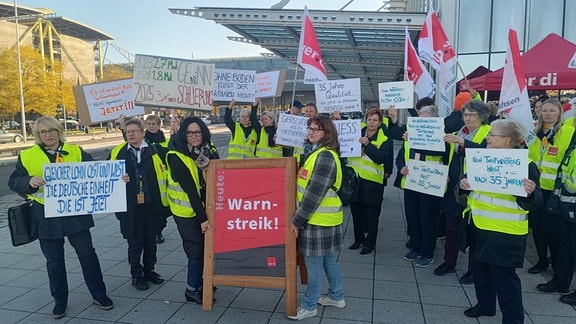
[255,110,283,158]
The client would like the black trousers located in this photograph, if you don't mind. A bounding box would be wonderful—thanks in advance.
[404,190,441,258]
[174,216,204,290]
[350,202,382,249]
[39,230,107,305]
[547,216,574,287]
[471,256,523,324]
[128,205,158,278]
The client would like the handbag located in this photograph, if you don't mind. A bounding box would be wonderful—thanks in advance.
[8,201,36,247]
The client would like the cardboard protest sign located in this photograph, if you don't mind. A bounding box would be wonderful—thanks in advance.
[73,79,148,126]
[212,69,257,102]
[276,114,308,148]
[43,161,126,217]
[314,78,362,113]
[404,159,449,197]
[407,117,445,152]
[465,148,529,197]
[133,54,214,110]
[378,81,414,109]
[255,70,286,98]
[333,119,361,157]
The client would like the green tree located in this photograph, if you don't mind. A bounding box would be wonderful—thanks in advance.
[0,45,76,118]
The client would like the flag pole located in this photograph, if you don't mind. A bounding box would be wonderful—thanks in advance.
[456,61,471,91]
[290,65,300,111]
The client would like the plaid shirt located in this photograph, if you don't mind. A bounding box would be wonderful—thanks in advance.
[293,148,343,256]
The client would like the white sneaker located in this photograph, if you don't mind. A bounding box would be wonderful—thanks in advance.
[317,296,346,308]
[287,307,318,320]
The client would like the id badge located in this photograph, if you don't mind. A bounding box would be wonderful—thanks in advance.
[137,193,145,204]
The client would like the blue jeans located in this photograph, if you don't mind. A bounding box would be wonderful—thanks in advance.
[302,253,344,311]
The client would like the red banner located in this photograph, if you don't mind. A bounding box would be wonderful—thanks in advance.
[213,168,286,254]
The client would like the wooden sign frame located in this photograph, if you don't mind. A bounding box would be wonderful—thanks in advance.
[203,157,297,316]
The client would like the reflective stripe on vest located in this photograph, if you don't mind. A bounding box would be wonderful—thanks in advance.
[227,123,257,159]
[21,143,83,204]
[400,141,454,189]
[110,143,169,207]
[165,151,202,218]
[255,129,283,158]
[467,189,529,235]
[528,125,575,190]
[348,127,386,184]
[296,147,343,226]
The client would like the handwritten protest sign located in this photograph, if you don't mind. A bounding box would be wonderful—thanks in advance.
[378,81,414,109]
[465,148,529,197]
[314,78,362,113]
[213,69,256,102]
[43,161,127,218]
[333,119,361,157]
[407,117,445,152]
[276,114,308,148]
[133,54,214,110]
[404,160,449,197]
[255,70,286,98]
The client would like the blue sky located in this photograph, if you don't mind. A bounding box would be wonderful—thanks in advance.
[16,0,380,63]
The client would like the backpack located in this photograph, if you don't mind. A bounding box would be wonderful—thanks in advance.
[332,158,358,206]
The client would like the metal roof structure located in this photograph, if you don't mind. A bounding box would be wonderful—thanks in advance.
[169,6,426,102]
[0,2,113,41]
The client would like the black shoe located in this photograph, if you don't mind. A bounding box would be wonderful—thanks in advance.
[560,292,576,305]
[536,281,570,294]
[185,289,203,304]
[360,247,373,255]
[405,239,411,248]
[528,262,548,274]
[464,304,496,318]
[132,277,150,291]
[348,242,364,250]
[459,271,473,284]
[92,295,114,310]
[52,303,67,320]
[145,271,165,284]
[156,233,165,244]
[433,263,456,276]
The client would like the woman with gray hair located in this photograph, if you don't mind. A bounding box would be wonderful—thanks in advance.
[256,110,283,158]
[225,98,261,159]
[434,101,491,282]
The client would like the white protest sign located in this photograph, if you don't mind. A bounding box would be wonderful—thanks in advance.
[255,70,285,98]
[404,160,449,197]
[314,78,362,113]
[334,119,362,157]
[213,68,256,103]
[76,79,146,124]
[465,148,529,197]
[276,114,308,148]
[43,161,127,218]
[378,81,414,109]
[407,117,445,152]
[133,54,214,110]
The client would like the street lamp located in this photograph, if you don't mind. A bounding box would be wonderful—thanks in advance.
[14,0,27,142]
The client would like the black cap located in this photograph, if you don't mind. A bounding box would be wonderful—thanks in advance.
[292,100,303,109]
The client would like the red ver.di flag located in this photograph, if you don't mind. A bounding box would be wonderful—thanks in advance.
[404,27,435,99]
[298,7,327,84]
[498,13,536,145]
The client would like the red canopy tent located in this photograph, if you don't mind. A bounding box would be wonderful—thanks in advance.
[457,65,491,91]
[467,33,576,91]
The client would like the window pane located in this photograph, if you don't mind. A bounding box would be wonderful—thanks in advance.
[491,0,525,52]
[458,0,490,53]
[457,54,489,77]
[566,0,576,42]
[527,0,563,47]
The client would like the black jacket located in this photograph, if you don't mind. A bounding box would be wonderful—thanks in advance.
[444,110,464,134]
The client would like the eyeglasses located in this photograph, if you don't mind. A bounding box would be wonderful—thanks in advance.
[307,127,324,133]
[125,130,142,135]
[463,113,479,119]
[186,131,202,137]
[487,132,508,137]
[39,128,58,136]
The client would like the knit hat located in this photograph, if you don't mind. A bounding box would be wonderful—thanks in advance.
[292,100,303,109]
[454,92,472,111]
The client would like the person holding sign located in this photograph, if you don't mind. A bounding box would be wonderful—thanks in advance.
[8,116,114,319]
[255,111,283,158]
[288,115,346,321]
[458,119,542,323]
[166,116,218,304]
[396,105,453,268]
[347,108,392,255]
[225,99,261,159]
[108,118,170,291]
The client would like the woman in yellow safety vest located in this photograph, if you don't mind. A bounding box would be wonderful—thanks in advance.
[166,116,219,304]
[225,99,261,159]
[458,119,542,323]
[255,111,283,158]
[288,115,346,321]
[528,99,575,290]
[8,116,115,319]
[347,108,393,255]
